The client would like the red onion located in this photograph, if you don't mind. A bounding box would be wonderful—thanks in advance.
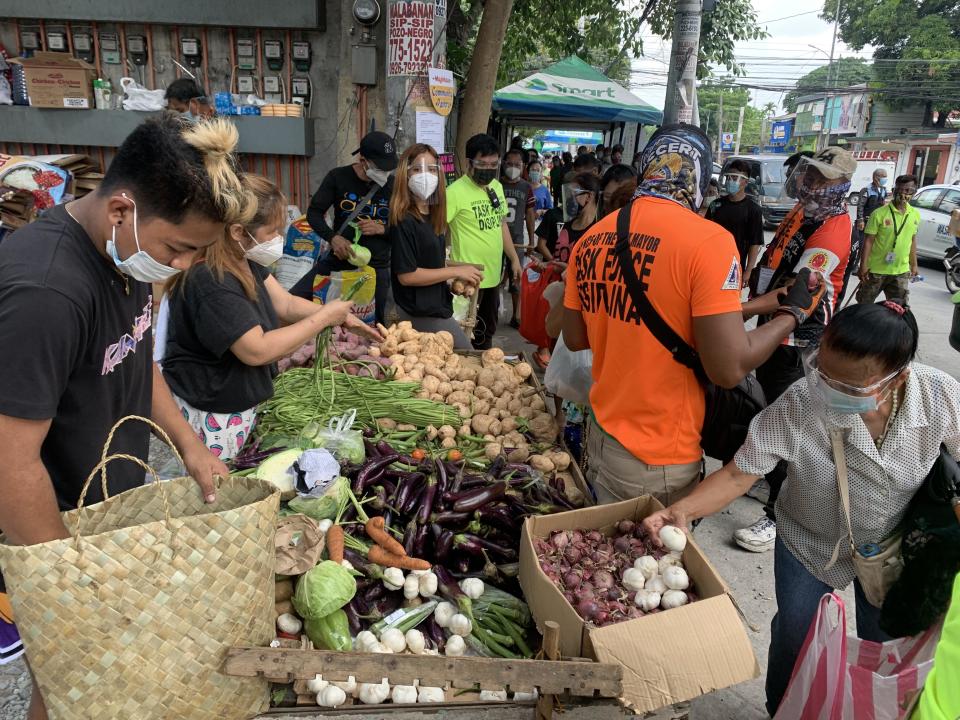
[564,547,582,563]
[617,520,636,535]
[577,599,600,620]
[586,530,603,544]
[551,531,569,550]
[563,571,582,588]
[594,610,609,624]
[627,608,645,619]
[571,531,583,543]
[593,570,615,589]
[605,587,620,601]
[613,536,632,553]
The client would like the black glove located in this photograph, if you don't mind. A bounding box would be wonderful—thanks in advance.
[776,268,827,327]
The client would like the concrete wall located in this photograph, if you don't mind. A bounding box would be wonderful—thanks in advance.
[0,5,389,212]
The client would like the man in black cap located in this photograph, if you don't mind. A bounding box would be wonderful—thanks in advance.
[293,131,398,324]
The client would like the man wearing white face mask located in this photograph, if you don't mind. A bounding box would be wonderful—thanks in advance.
[0,115,244,719]
[163,175,383,460]
[296,131,399,325]
[500,148,536,329]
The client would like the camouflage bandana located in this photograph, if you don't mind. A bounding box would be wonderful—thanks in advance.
[797,178,851,223]
[632,123,713,212]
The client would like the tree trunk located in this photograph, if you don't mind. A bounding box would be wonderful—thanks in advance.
[455,0,515,170]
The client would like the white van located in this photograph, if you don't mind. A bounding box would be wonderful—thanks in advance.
[847,158,897,205]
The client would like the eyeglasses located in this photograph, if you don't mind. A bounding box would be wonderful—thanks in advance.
[471,160,500,170]
[806,350,904,396]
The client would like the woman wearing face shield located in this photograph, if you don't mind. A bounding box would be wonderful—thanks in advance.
[643,300,960,716]
[389,144,479,349]
[162,175,382,460]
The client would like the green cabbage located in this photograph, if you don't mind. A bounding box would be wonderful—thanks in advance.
[292,560,357,620]
[286,478,346,522]
[304,609,352,651]
[348,243,372,268]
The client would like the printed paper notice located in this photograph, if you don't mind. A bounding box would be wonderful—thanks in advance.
[416,111,445,153]
[388,0,435,76]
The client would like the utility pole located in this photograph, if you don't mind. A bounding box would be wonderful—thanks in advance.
[717,93,724,163]
[662,0,702,125]
[734,105,745,155]
[818,0,842,151]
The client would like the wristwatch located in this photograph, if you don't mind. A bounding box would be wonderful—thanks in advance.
[774,305,805,328]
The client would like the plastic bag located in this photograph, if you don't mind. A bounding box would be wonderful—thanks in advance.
[519,261,561,349]
[544,334,593,406]
[775,593,939,720]
[311,267,377,326]
[302,410,365,465]
[120,77,166,111]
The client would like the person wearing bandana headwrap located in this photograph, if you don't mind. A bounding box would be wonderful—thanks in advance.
[733,146,856,554]
[561,124,824,507]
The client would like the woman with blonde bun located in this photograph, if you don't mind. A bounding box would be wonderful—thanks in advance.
[163,175,382,459]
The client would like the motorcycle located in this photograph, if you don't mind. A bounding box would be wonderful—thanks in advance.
[944,238,960,294]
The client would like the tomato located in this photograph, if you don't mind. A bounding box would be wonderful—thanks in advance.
[447,449,464,462]
[411,448,427,461]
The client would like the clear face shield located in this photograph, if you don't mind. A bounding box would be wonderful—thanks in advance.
[803,348,906,418]
[720,171,748,196]
[406,157,442,205]
[782,157,849,213]
[561,183,592,222]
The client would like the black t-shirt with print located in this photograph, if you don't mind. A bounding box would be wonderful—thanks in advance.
[536,208,593,263]
[705,195,764,270]
[390,215,453,319]
[535,207,565,255]
[305,164,394,271]
[163,262,279,413]
[0,205,153,513]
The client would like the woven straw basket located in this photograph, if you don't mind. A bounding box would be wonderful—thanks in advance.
[0,417,280,720]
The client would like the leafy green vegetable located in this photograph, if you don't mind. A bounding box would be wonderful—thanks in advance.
[287,478,347,522]
[292,560,357,620]
[255,448,302,494]
[304,609,352,651]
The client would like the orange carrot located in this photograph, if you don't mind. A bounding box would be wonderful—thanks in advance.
[367,545,431,571]
[326,524,345,564]
[365,517,406,556]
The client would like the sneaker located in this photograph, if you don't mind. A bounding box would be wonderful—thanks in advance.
[733,516,776,553]
[508,318,520,329]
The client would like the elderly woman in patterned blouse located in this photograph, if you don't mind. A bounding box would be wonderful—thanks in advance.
[644,300,960,717]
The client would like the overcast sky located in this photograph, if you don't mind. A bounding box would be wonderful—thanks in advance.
[629,0,874,116]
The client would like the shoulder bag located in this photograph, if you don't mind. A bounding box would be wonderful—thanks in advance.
[828,428,903,608]
[613,204,766,463]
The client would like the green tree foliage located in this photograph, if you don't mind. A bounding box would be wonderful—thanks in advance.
[823,0,960,125]
[783,58,872,113]
[647,0,768,78]
[447,0,767,90]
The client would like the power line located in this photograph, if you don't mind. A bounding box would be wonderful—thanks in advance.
[756,10,821,23]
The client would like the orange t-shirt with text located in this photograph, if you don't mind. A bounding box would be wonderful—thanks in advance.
[564,196,744,465]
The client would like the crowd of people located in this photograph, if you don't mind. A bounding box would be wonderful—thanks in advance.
[0,107,958,719]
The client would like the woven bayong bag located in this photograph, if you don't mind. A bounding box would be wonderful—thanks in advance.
[0,417,280,720]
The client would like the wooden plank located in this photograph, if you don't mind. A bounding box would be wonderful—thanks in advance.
[225,647,622,698]
[536,621,561,720]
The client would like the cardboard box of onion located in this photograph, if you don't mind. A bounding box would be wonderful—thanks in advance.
[519,495,759,714]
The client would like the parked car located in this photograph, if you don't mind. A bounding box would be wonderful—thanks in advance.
[905,184,960,262]
[720,154,794,228]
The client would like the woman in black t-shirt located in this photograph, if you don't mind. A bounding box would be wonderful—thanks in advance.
[163,176,381,459]
[389,144,482,349]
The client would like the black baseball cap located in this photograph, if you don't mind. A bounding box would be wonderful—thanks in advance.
[353,131,398,171]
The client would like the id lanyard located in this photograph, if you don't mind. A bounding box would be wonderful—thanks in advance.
[886,205,907,264]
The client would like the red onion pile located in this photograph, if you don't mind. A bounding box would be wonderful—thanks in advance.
[533,520,698,627]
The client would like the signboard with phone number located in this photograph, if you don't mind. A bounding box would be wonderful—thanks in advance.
[388,0,435,76]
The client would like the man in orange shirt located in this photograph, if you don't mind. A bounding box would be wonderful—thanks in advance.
[563,124,825,505]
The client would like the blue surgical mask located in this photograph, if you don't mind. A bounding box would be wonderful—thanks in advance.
[814,382,880,415]
[180,110,198,123]
[529,170,542,183]
[106,194,181,283]
[878,177,888,187]
[725,180,741,195]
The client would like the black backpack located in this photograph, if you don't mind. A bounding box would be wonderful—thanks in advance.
[613,203,766,464]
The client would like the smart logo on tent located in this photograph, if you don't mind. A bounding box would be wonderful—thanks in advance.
[526,77,548,92]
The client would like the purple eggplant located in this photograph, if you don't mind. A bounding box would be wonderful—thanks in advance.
[435,529,455,562]
[394,472,425,513]
[417,475,439,524]
[412,522,431,557]
[375,440,396,456]
[402,519,418,556]
[452,482,507,513]
[453,533,517,560]
[424,616,446,652]
[435,461,449,496]
[353,453,400,494]
[345,599,363,635]
[364,583,388,603]
[430,511,471,526]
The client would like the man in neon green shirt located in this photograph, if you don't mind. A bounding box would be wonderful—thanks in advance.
[857,174,920,304]
[913,572,960,719]
[446,134,522,349]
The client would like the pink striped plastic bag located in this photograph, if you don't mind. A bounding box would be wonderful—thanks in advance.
[775,593,940,720]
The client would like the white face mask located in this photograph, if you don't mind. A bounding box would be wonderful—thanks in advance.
[106,193,181,283]
[365,163,392,187]
[504,166,522,181]
[243,231,284,266]
[408,173,439,201]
